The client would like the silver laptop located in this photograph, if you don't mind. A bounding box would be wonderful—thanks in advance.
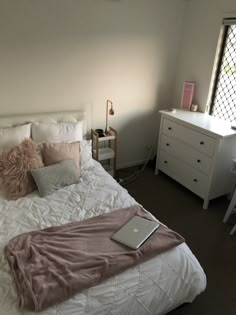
[111,216,160,249]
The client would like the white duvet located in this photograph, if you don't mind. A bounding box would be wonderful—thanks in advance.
[0,161,206,315]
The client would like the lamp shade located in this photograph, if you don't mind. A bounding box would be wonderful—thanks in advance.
[109,105,114,115]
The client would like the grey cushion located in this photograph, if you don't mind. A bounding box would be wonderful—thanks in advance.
[31,160,80,197]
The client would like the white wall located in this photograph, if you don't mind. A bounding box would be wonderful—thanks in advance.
[173,0,236,112]
[0,0,186,168]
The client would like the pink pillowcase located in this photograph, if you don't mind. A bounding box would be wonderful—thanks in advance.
[0,139,44,200]
[42,142,80,174]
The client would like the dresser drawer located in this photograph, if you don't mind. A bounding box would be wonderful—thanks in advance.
[160,134,212,175]
[162,118,216,157]
[159,150,209,198]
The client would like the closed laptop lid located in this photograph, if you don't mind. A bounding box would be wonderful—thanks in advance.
[111,215,160,249]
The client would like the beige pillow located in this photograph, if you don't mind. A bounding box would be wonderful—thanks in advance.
[42,142,80,174]
[0,139,44,200]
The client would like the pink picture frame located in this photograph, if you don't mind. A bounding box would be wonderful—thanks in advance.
[180,81,195,110]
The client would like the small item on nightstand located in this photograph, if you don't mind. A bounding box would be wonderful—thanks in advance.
[231,122,236,130]
[95,129,105,137]
[190,104,198,112]
[164,108,176,113]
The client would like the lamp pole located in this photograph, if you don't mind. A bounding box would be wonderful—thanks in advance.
[105,99,113,134]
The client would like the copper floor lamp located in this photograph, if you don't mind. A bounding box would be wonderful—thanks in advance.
[105,99,114,134]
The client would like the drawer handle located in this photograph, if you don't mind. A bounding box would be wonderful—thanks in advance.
[200,141,205,145]
[166,143,170,146]
[168,127,172,130]
[164,160,168,164]
[197,159,201,163]
[193,178,198,183]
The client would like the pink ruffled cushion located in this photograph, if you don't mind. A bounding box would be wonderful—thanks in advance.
[42,142,80,174]
[0,139,44,200]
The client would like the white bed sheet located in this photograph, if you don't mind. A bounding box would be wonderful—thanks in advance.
[0,161,206,315]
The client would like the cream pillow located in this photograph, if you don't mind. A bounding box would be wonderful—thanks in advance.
[0,124,31,152]
[32,121,83,143]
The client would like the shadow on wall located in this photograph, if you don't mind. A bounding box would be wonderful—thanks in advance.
[116,107,160,169]
[114,79,173,168]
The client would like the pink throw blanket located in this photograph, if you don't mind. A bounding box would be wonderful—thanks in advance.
[5,205,184,311]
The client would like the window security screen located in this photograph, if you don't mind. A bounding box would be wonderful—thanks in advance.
[210,24,236,122]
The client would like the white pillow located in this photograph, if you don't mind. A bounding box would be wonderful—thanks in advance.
[32,121,83,143]
[80,140,94,170]
[0,124,31,151]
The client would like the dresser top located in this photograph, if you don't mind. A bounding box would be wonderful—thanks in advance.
[160,109,236,138]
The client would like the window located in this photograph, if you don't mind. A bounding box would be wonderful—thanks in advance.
[209,19,236,122]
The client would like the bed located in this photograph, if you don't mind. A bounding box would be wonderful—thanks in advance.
[0,111,206,315]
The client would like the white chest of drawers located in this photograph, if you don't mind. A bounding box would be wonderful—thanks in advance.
[155,109,236,209]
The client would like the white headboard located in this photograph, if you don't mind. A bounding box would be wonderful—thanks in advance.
[0,111,87,138]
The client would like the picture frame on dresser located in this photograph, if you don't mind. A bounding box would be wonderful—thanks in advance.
[180,81,195,110]
[155,109,236,209]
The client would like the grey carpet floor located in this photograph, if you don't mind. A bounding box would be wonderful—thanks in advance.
[117,165,236,315]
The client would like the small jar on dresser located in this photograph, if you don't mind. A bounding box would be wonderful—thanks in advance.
[155,109,236,209]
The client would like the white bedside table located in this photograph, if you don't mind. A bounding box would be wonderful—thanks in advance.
[91,127,117,177]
